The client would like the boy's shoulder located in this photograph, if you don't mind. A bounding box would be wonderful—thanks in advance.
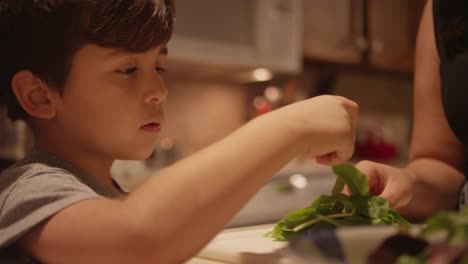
[1,148,123,198]
[0,156,101,248]
[0,158,86,194]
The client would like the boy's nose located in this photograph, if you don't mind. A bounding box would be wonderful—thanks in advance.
[144,77,167,104]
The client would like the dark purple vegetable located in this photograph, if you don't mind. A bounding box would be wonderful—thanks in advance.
[367,234,428,264]
[426,245,468,264]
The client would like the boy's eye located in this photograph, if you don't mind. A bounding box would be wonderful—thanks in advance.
[117,67,137,75]
[155,67,167,74]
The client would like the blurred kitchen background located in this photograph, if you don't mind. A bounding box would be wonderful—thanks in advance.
[0,0,425,227]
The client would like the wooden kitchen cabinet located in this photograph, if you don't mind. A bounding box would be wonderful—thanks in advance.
[368,0,426,72]
[303,0,426,73]
[170,0,303,74]
[303,0,366,64]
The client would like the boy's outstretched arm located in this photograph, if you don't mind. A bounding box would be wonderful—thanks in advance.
[18,95,358,264]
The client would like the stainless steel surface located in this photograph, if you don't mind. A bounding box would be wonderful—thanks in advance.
[227,168,335,227]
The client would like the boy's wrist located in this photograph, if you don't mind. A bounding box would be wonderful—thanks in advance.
[253,108,307,153]
[270,104,309,141]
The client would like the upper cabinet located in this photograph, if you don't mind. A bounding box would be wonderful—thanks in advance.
[303,0,366,65]
[367,0,426,72]
[169,0,303,74]
[303,0,426,73]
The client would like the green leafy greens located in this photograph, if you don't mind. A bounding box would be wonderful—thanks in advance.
[419,207,468,245]
[266,164,409,241]
[395,208,468,264]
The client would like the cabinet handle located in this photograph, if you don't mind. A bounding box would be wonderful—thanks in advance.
[371,39,384,54]
[355,36,369,52]
[349,0,368,52]
[271,0,292,18]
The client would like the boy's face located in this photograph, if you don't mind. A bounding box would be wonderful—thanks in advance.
[52,44,168,160]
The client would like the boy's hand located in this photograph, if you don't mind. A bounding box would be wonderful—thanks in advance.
[345,161,415,209]
[280,95,358,165]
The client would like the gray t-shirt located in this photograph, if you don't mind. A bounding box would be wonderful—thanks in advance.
[0,149,125,263]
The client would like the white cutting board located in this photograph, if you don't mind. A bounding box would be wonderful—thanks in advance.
[195,224,398,264]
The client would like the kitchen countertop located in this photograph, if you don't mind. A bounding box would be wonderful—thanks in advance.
[185,223,399,264]
[184,224,293,264]
[184,224,284,264]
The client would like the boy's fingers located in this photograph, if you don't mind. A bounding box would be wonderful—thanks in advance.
[315,152,336,165]
[315,154,331,164]
[335,96,359,123]
[316,151,350,165]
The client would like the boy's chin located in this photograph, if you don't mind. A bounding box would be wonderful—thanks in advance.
[116,150,155,161]
[137,151,155,161]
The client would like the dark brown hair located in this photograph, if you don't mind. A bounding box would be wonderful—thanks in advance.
[0,0,175,121]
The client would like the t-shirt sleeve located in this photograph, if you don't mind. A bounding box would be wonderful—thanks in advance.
[0,168,101,247]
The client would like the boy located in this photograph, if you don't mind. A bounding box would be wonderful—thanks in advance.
[0,0,358,263]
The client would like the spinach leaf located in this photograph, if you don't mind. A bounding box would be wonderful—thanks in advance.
[282,206,318,229]
[333,164,369,196]
[350,195,389,219]
[385,209,410,225]
[420,207,468,245]
[267,164,409,241]
[331,176,345,196]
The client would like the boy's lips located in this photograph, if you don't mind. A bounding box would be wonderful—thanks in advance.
[141,122,161,133]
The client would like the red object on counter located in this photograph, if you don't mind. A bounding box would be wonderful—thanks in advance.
[253,98,273,117]
[355,129,398,161]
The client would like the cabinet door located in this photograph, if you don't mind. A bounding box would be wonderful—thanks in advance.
[303,0,366,64]
[368,0,425,72]
[169,0,302,73]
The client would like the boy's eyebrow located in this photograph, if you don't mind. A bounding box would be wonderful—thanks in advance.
[160,47,168,55]
[104,46,168,58]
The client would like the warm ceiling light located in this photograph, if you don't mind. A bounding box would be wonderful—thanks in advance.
[289,174,308,189]
[264,86,282,103]
[252,68,273,82]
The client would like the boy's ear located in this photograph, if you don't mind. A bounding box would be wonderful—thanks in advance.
[11,70,57,120]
